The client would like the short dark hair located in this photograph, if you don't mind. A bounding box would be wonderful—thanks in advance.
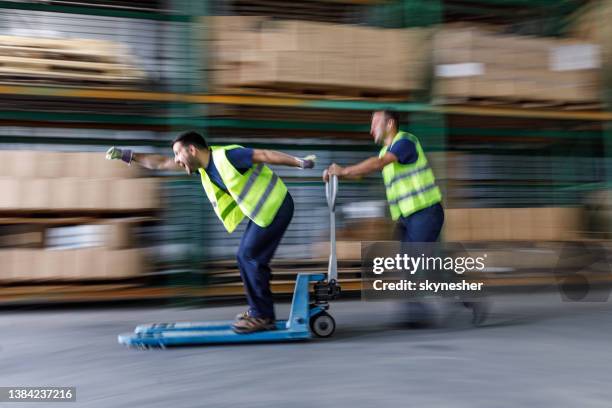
[172,131,208,150]
[377,109,400,129]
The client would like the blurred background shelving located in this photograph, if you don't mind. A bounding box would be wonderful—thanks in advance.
[0,0,610,305]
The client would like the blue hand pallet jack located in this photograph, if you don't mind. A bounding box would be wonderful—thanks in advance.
[118,176,341,348]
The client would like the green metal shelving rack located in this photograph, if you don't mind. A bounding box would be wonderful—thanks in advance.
[0,0,609,298]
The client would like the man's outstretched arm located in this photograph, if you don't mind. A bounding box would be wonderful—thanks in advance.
[252,149,315,169]
[106,147,182,171]
[323,153,397,181]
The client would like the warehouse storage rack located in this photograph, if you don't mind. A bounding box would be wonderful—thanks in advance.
[0,0,609,304]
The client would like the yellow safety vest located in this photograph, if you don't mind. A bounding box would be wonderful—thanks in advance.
[198,145,288,233]
[379,131,442,220]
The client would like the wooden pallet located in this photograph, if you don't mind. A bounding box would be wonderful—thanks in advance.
[0,36,145,85]
[434,96,604,111]
[0,61,143,83]
[216,85,413,101]
[207,104,373,123]
[0,44,117,64]
[228,0,370,23]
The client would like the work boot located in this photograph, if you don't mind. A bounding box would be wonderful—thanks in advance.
[235,310,251,321]
[232,316,276,334]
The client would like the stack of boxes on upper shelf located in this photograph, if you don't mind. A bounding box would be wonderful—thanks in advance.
[433,25,602,104]
[0,151,160,282]
[206,15,605,105]
[207,16,431,96]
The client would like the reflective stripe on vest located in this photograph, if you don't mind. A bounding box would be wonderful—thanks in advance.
[384,164,431,189]
[380,131,442,220]
[199,145,287,233]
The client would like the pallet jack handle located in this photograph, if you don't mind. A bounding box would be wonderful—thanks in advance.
[325,174,338,282]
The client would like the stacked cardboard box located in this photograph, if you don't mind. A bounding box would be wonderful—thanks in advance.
[0,150,159,210]
[0,217,147,281]
[433,26,601,103]
[0,248,146,281]
[0,150,158,281]
[207,16,431,94]
[206,16,264,91]
[443,207,583,241]
[313,241,361,261]
[567,0,612,86]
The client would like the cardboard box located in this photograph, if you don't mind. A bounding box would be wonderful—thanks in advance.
[207,16,264,41]
[434,78,474,98]
[505,208,531,241]
[11,151,39,178]
[0,151,12,177]
[259,20,329,53]
[313,241,361,261]
[210,65,242,89]
[470,208,503,241]
[38,151,67,178]
[471,78,516,98]
[214,31,261,63]
[355,55,406,90]
[102,219,135,249]
[10,249,44,281]
[551,207,583,240]
[105,249,145,278]
[74,247,106,279]
[77,178,110,210]
[338,218,394,241]
[0,250,12,280]
[58,249,79,280]
[49,178,80,210]
[442,209,470,241]
[239,51,323,86]
[321,53,357,87]
[320,24,354,53]
[434,26,601,102]
[351,26,389,57]
[0,177,20,209]
[42,249,69,280]
[40,249,64,280]
[20,178,50,209]
[110,178,159,210]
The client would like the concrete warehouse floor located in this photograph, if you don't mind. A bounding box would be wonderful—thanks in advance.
[1,292,611,408]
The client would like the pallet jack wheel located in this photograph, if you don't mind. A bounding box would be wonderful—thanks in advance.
[310,311,336,338]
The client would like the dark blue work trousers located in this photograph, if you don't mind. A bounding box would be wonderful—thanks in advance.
[237,194,294,319]
[395,202,445,243]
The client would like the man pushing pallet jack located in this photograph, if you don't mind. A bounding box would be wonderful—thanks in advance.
[324,109,488,326]
[108,131,341,346]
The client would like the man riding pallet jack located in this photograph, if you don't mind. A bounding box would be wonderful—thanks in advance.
[324,110,488,326]
[106,131,315,334]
